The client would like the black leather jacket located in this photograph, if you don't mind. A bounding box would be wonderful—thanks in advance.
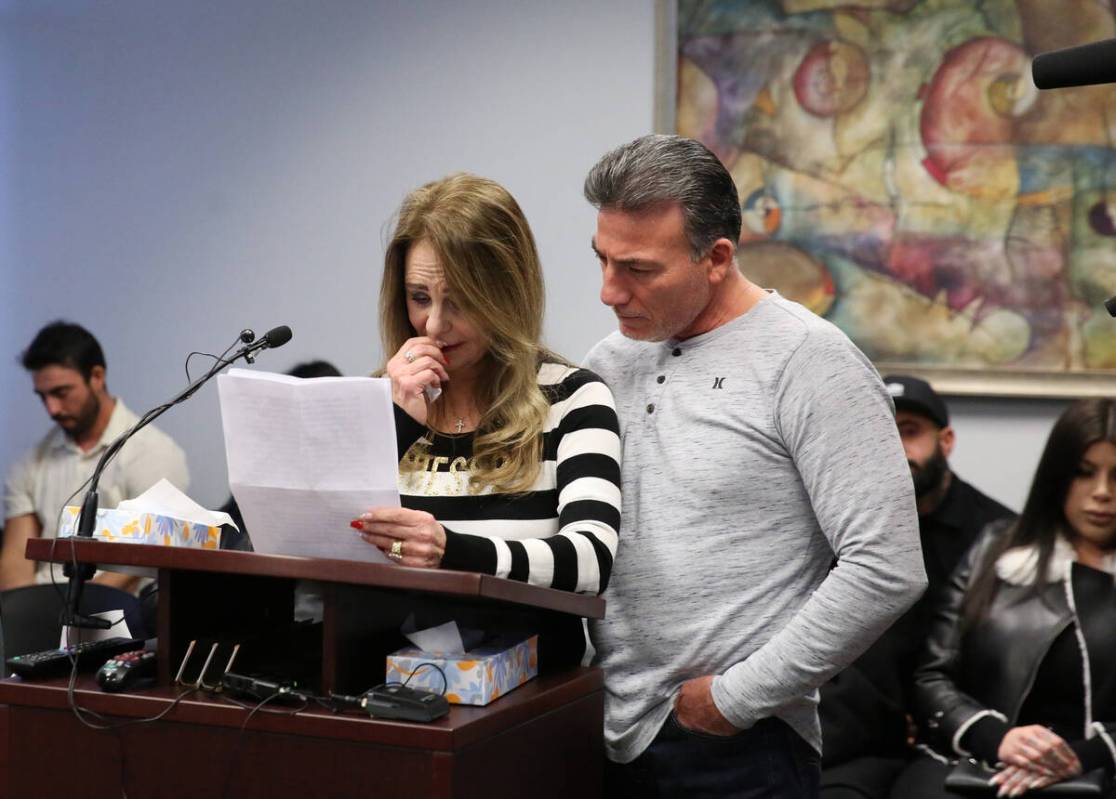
[912,529,1112,758]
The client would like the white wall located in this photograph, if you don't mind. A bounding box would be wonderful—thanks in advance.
[1,0,650,508]
[1,0,1063,514]
[945,396,1066,511]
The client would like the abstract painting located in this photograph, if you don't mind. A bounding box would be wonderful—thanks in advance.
[669,0,1116,395]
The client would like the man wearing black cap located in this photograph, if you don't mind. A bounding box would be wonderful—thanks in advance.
[884,374,1013,583]
[819,375,1014,798]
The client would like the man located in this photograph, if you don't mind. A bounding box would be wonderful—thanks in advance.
[884,375,1014,588]
[2,321,189,590]
[582,134,927,796]
[818,375,1015,798]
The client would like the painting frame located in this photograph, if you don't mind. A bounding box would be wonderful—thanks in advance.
[656,0,1116,399]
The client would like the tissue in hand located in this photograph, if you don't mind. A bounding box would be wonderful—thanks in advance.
[57,479,235,549]
[385,620,538,706]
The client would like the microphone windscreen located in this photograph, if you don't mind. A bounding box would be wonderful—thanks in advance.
[265,325,293,348]
[1032,38,1116,89]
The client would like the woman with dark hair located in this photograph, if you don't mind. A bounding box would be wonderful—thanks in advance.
[891,398,1116,797]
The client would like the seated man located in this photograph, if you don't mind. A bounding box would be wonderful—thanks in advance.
[1,321,190,591]
[819,374,1015,798]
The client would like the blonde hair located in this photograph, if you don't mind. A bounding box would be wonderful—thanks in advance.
[380,173,563,493]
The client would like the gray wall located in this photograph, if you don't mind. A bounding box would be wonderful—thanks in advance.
[1,0,1065,514]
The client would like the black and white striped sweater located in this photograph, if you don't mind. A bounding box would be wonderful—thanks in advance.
[394,363,621,595]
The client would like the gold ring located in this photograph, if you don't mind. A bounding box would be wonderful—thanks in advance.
[389,540,403,560]
[404,350,416,363]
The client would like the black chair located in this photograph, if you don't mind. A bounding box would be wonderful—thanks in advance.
[0,583,148,660]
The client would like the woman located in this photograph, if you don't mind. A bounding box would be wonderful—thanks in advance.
[892,399,1116,798]
[351,173,621,667]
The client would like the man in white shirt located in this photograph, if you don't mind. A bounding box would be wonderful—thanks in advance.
[1,321,189,590]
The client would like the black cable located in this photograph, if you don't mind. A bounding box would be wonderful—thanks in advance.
[66,652,198,732]
[397,661,448,695]
[46,486,96,610]
[47,559,134,640]
[185,330,243,383]
[78,329,253,516]
[219,690,308,715]
[53,331,256,629]
[45,328,242,554]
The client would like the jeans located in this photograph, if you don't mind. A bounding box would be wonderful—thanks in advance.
[605,714,821,798]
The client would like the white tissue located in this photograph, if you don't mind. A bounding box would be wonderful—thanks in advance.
[117,478,238,531]
[404,620,466,655]
[400,614,486,654]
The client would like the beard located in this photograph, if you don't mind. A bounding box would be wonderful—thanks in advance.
[911,444,949,499]
[54,391,101,441]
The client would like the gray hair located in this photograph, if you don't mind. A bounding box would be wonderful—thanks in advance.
[583,134,741,260]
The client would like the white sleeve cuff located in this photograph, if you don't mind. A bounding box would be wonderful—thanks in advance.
[1090,723,1116,768]
[709,674,753,731]
[952,709,1009,757]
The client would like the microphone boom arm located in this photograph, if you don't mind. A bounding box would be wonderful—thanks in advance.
[64,325,292,628]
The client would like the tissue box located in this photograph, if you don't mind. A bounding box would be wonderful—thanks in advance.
[385,634,538,706]
[58,506,221,549]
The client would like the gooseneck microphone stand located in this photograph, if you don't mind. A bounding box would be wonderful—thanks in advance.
[63,325,292,631]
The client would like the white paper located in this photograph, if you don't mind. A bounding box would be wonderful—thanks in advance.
[117,478,238,530]
[61,610,131,648]
[216,369,400,563]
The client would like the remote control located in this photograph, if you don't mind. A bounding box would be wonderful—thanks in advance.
[97,649,157,692]
[6,637,145,680]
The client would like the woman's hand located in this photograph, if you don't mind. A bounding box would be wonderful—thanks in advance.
[385,337,449,425]
[989,764,1059,797]
[352,507,446,569]
[996,725,1082,779]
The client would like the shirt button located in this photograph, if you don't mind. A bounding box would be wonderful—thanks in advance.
[646,404,655,414]
[656,375,665,384]
[672,348,682,356]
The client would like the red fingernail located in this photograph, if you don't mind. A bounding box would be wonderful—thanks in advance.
[350,520,363,530]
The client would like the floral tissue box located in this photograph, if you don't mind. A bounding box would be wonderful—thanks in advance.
[58,505,221,549]
[385,634,538,706]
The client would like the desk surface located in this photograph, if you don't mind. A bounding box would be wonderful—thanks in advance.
[0,668,604,798]
[0,666,602,751]
[28,537,605,619]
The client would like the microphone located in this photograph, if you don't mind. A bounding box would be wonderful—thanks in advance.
[63,325,294,629]
[263,325,292,348]
[1105,296,1116,317]
[1032,38,1116,89]
[239,325,292,363]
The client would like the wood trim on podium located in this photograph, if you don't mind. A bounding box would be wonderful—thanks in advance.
[0,670,604,798]
[27,538,604,618]
[10,535,607,797]
[0,668,603,751]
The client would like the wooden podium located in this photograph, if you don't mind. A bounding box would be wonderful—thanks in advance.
[0,538,605,798]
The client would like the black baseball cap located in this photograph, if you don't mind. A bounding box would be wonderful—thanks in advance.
[883,375,949,428]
